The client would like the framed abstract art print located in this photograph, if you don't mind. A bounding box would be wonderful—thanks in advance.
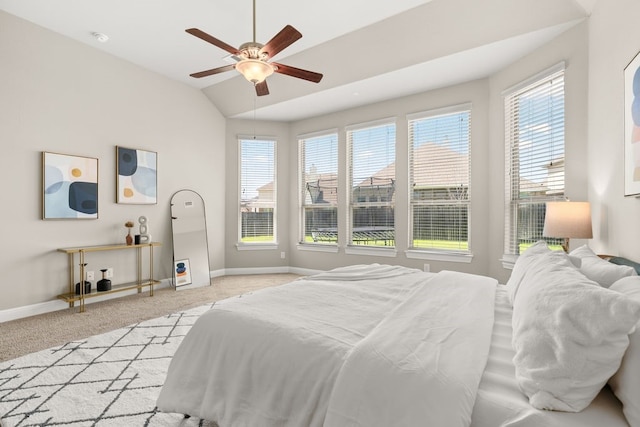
[116,146,157,204]
[42,152,98,220]
[624,50,640,196]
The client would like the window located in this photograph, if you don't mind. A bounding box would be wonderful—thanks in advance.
[408,104,471,252]
[239,138,276,244]
[299,131,339,245]
[347,119,396,247]
[504,65,565,256]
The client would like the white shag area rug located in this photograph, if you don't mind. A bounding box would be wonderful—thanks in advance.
[0,303,220,427]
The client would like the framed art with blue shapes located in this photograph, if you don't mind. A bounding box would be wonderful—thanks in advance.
[624,50,640,196]
[42,152,98,220]
[173,259,192,287]
[116,146,157,204]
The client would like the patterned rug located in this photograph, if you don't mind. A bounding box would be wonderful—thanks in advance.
[0,302,220,427]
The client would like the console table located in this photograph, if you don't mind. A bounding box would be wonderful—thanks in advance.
[57,242,161,313]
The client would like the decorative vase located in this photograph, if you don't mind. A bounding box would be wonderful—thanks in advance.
[126,229,133,245]
[97,269,112,292]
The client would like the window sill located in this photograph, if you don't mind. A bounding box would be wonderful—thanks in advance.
[236,243,279,251]
[345,245,397,257]
[296,243,339,253]
[501,254,517,270]
[405,249,473,263]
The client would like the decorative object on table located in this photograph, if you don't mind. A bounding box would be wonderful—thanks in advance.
[116,146,157,204]
[542,200,593,252]
[173,259,192,287]
[97,268,112,292]
[138,215,151,244]
[42,152,98,220]
[75,262,92,295]
[125,220,134,245]
[625,50,640,196]
[75,280,91,295]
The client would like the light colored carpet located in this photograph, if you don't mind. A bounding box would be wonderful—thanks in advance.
[0,274,301,363]
[0,273,301,427]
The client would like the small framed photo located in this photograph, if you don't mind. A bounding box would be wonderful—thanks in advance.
[116,146,157,204]
[174,259,192,287]
[624,50,640,196]
[42,152,98,219]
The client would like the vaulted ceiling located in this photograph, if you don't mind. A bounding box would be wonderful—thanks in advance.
[0,0,594,121]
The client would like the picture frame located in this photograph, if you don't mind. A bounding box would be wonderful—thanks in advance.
[42,152,98,220]
[624,50,640,196]
[173,259,192,287]
[116,146,157,204]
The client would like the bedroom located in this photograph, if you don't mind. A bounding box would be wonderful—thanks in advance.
[0,1,640,319]
[1,0,634,318]
[2,0,640,425]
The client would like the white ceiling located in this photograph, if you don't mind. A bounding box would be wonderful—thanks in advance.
[0,0,594,121]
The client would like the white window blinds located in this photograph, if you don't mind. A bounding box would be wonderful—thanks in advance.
[504,66,565,255]
[408,105,471,252]
[239,138,276,243]
[299,131,339,245]
[347,119,396,247]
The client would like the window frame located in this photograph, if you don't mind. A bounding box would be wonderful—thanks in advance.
[237,136,278,249]
[406,103,472,258]
[503,63,566,265]
[345,117,397,256]
[298,129,339,249]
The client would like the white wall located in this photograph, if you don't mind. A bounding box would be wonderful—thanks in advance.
[0,11,226,312]
[587,0,640,259]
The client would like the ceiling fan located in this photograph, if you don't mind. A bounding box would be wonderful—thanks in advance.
[186,0,323,96]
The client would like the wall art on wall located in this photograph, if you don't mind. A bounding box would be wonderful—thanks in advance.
[42,152,98,220]
[624,50,640,196]
[116,146,157,204]
[173,259,192,287]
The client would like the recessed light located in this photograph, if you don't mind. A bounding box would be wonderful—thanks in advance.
[91,32,109,43]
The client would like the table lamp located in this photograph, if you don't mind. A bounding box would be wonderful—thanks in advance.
[543,201,593,252]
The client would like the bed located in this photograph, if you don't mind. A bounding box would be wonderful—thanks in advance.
[156,245,640,427]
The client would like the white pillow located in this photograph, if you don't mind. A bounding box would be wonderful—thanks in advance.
[609,276,640,427]
[511,250,640,412]
[570,245,637,287]
[505,240,551,305]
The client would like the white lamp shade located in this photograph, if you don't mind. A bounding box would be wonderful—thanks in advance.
[543,201,593,239]
[235,59,274,83]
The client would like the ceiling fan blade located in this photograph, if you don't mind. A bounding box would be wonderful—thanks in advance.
[190,64,235,78]
[186,28,240,55]
[259,25,302,59]
[255,80,269,96]
[272,62,323,83]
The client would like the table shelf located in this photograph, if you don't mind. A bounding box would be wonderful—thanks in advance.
[57,242,161,312]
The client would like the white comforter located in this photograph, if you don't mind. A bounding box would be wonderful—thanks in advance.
[156,264,497,426]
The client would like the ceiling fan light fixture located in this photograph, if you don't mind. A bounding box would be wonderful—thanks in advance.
[236,59,274,83]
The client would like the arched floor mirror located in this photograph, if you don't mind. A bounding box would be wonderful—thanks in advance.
[170,190,211,289]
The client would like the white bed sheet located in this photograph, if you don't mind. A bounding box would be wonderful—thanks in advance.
[470,285,629,427]
[157,266,629,427]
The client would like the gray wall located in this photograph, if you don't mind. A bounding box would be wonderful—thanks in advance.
[587,0,640,259]
[0,11,226,312]
[224,23,589,284]
[4,0,638,314]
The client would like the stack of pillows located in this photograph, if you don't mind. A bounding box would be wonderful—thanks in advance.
[506,241,640,426]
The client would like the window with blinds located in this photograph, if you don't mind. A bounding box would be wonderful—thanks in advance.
[504,65,565,256]
[408,104,471,252]
[299,131,339,245]
[239,138,276,243]
[347,119,396,247]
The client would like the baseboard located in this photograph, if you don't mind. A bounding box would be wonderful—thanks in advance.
[0,267,322,323]
[0,278,174,323]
